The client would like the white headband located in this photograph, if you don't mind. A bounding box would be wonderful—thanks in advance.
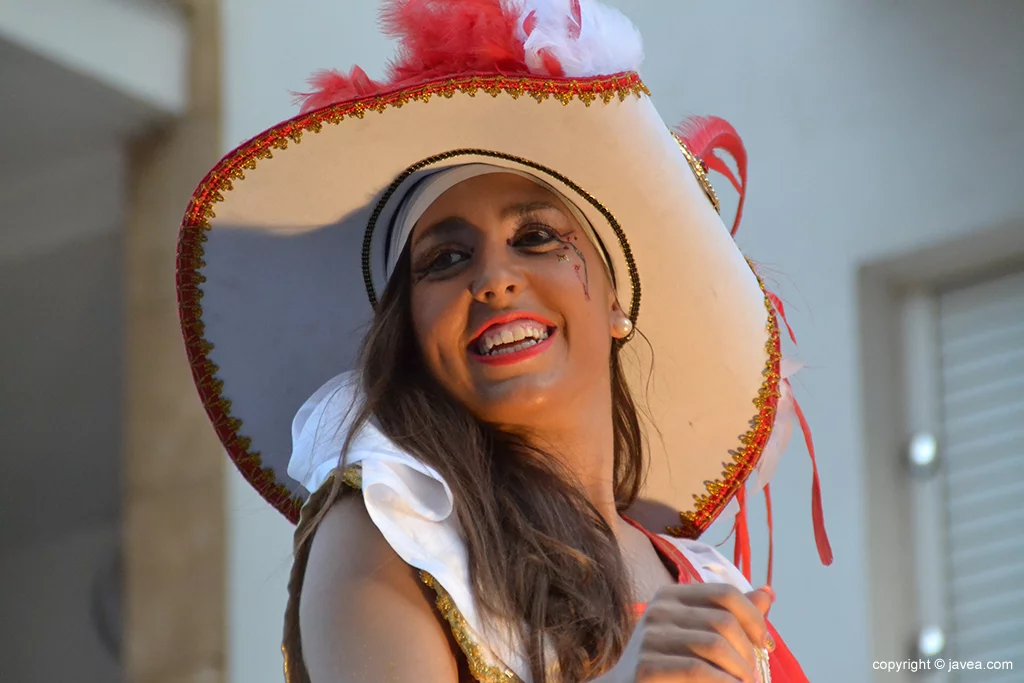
[384,163,611,280]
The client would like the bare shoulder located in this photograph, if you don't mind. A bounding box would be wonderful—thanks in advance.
[300,492,459,683]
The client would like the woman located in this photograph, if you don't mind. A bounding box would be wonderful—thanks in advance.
[177,1,832,681]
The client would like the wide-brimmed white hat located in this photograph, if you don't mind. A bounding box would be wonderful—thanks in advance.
[176,0,830,568]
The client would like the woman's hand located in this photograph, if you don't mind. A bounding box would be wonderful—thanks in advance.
[599,583,775,683]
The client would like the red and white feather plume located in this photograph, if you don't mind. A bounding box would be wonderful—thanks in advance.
[677,117,833,583]
[297,0,644,113]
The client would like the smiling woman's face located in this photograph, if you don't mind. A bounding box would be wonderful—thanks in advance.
[408,172,626,428]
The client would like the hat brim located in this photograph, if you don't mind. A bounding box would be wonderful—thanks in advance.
[177,72,780,537]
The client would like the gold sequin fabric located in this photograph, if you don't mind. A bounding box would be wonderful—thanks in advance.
[341,463,362,489]
[419,571,523,683]
[336,468,520,682]
[755,646,773,683]
[673,132,721,213]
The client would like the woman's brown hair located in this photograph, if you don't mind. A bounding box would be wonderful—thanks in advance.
[284,248,647,682]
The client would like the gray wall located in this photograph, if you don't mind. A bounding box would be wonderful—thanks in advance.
[0,147,126,681]
[222,2,1024,682]
[0,1,187,679]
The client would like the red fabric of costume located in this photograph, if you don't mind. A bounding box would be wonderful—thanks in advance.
[628,520,811,683]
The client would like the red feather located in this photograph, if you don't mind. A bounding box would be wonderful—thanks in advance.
[789,384,834,567]
[767,291,797,345]
[674,115,748,236]
[568,0,583,39]
[524,9,538,36]
[538,49,565,77]
[733,486,751,583]
[297,66,387,113]
[764,483,774,587]
[296,0,541,113]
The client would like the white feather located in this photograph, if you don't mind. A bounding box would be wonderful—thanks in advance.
[510,0,644,77]
[754,358,804,491]
[720,496,741,521]
[711,357,805,523]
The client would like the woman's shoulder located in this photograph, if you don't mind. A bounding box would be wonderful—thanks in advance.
[299,492,462,682]
[306,491,403,579]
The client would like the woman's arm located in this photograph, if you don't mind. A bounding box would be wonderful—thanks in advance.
[300,494,460,683]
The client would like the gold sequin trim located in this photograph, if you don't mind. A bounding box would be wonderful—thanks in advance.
[668,274,782,538]
[334,466,523,682]
[341,463,362,489]
[756,646,773,683]
[673,133,721,213]
[281,644,295,683]
[419,571,523,683]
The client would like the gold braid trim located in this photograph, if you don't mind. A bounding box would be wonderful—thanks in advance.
[339,465,520,681]
[341,463,363,489]
[419,571,523,683]
[756,646,773,682]
[282,472,340,683]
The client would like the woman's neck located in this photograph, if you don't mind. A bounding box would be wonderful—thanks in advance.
[520,385,622,530]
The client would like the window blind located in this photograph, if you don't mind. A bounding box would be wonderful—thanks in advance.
[938,269,1024,682]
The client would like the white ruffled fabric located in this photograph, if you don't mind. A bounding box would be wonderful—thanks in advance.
[288,371,761,681]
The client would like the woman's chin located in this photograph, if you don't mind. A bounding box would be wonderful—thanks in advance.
[465,373,567,425]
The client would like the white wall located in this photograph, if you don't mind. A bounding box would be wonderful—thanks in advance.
[0,0,187,115]
[222,2,1024,682]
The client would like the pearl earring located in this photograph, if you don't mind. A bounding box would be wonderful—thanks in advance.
[612,315,634,339]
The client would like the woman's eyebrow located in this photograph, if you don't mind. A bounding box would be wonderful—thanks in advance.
[413,201,563,249]
[412,216,472,249]
[500,200,562,220]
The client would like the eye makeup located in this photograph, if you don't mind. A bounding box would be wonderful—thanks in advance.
[555,230,591,301]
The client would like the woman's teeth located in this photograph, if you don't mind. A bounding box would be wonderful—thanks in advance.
[487,338,540,356]
[478,323,550,355]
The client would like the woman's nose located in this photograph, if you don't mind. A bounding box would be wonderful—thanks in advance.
[469,246,525,306]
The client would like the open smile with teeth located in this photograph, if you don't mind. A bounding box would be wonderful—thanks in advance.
[475,321,552,357]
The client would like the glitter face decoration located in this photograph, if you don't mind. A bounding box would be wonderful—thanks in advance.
[408,178,599,315]
[555,230,591,301]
